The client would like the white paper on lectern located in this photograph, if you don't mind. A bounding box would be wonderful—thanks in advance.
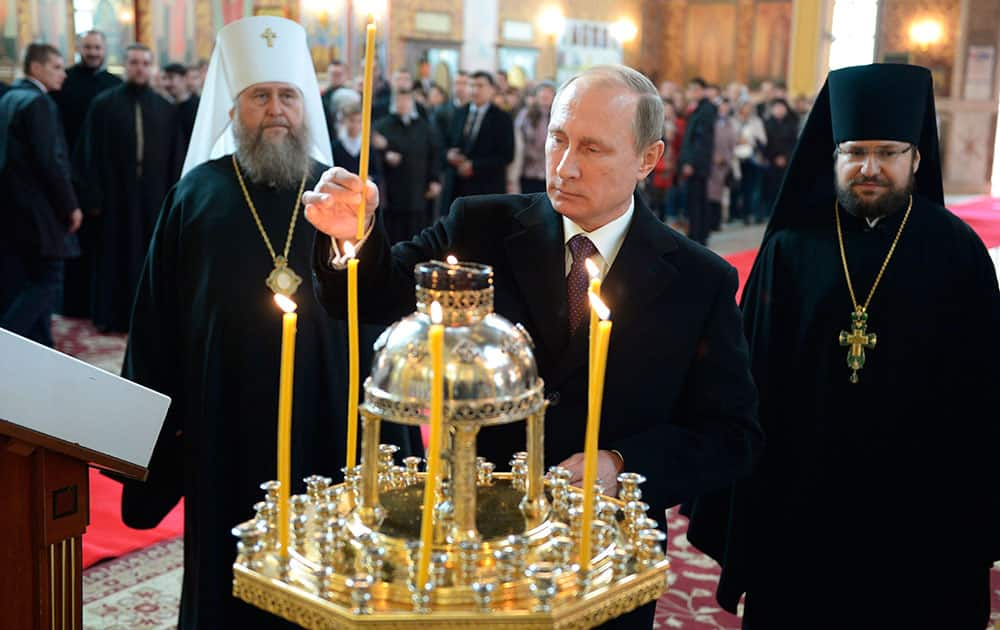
[0,328,171,468]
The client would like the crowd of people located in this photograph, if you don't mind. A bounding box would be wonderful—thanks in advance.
[0,30,204,342]
[0,26,821,346]
[647,77,810,244]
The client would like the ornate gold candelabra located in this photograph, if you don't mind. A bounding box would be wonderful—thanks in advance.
[232,261,669,628]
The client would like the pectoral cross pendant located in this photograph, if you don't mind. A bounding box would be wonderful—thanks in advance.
[266,256,302,297]
[838,308,877,384]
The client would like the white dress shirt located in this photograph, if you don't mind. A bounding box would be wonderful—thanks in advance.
[26,77,47,93]
[561,197,635,279]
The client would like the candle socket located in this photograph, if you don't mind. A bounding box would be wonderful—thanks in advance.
[316,531,337,598]
[549,536,575,569]
[409,581,433,613]
[232,521,266,572]
[617,472,647,503]
[345,573,375,615]
[402,456,422,486]
[458,538,482,585]
[612,546,632,581]
[471,580,497,613]
[304,475,332,504]
[431,551,450,589]
[526,562,561,613]
[359,532,387,582]
[637,529,667,568]
[493,547,516,583]
[260,480,281,505]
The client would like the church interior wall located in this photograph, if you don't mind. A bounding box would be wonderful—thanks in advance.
[652,0,793,89]
[875,0,999,195]
[0,0,997,194]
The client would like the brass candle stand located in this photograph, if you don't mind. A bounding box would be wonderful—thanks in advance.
[233,261,669,628]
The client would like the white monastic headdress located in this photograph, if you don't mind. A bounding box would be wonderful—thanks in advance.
[181,16,333,176]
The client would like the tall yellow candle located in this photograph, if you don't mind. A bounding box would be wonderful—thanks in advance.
[417,302,445,590]
[356,18,376,241]
[345,242,360,469]
[584,257,601,383]
[274,294,298,559]
[580,293,612,571]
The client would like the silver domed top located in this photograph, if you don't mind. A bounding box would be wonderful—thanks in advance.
[361,261,545,427]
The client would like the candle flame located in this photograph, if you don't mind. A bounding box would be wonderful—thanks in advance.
[274,293,298,313]
[430,301,443,325]
[360,0,385,20]
[588,293,610,321]
[446,254,458,265]
[343,240,357,259]
[584,257,600,279]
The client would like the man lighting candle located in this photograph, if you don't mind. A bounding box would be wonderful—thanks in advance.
[304,64,762,630]
[117,16,415,629]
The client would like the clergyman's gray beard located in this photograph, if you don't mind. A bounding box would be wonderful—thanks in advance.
[836,171,914,220]
[233,117,312,189]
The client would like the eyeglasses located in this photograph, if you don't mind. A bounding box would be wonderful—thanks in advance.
[835,145,915,164]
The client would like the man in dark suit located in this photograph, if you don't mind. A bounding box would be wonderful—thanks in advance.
[0,44,82,346]
[51,29,121,319]
[678,77,717,245]
[320,59,347,145]
[303,65,762,630]
[443,70,514,204]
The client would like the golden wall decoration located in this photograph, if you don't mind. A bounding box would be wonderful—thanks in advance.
[750,1,791,85]
[684,1,737,85]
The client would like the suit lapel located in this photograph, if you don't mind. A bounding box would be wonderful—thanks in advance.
[601,194,680,330]
[504,194,569,360]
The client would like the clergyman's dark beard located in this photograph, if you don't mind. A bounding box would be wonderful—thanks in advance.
[836,169,914,220]
[233,116,312,189]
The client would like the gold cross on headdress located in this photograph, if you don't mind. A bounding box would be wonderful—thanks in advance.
[261,27,278,47]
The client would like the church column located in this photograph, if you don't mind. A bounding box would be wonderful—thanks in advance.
[733,0,754,84]
[661,0,687,83]
[15,0,31,54]
[195,0,213,62]
[462,0,498,71]
[788,0,825,97]
[135,0,153,46]
[65,1,75,60]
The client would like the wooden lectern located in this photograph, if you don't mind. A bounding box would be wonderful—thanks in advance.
[0,329,170,630]
[0,421,147,630]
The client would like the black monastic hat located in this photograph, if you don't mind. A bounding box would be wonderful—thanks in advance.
[760,63,944,245]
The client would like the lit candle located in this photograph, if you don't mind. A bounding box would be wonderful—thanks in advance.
[584,257,601,383]
[417,301,445,590]
[356,16,376,241]
[274,293,298,559]
[580,293,612,571]
[345,241,360,470]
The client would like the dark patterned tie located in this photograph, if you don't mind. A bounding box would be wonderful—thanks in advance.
[566,234,600,335]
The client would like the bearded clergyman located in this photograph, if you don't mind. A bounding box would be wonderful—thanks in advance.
[116,17,415,629]
[686,64,1000,629]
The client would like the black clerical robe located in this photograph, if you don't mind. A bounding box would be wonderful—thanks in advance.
[373,112,441,243]
[119,156,413,629]
[686,194,1000,627]
[74,83,182,332]
[52,64,121,317]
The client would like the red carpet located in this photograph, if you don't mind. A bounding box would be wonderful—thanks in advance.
[951,196,1000,248]
[83,468,184,568]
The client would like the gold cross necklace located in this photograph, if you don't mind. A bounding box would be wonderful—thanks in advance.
[834,195,912,383]
[233,154,307,296]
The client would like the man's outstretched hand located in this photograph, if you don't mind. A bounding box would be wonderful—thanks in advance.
[302,167,379,242]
